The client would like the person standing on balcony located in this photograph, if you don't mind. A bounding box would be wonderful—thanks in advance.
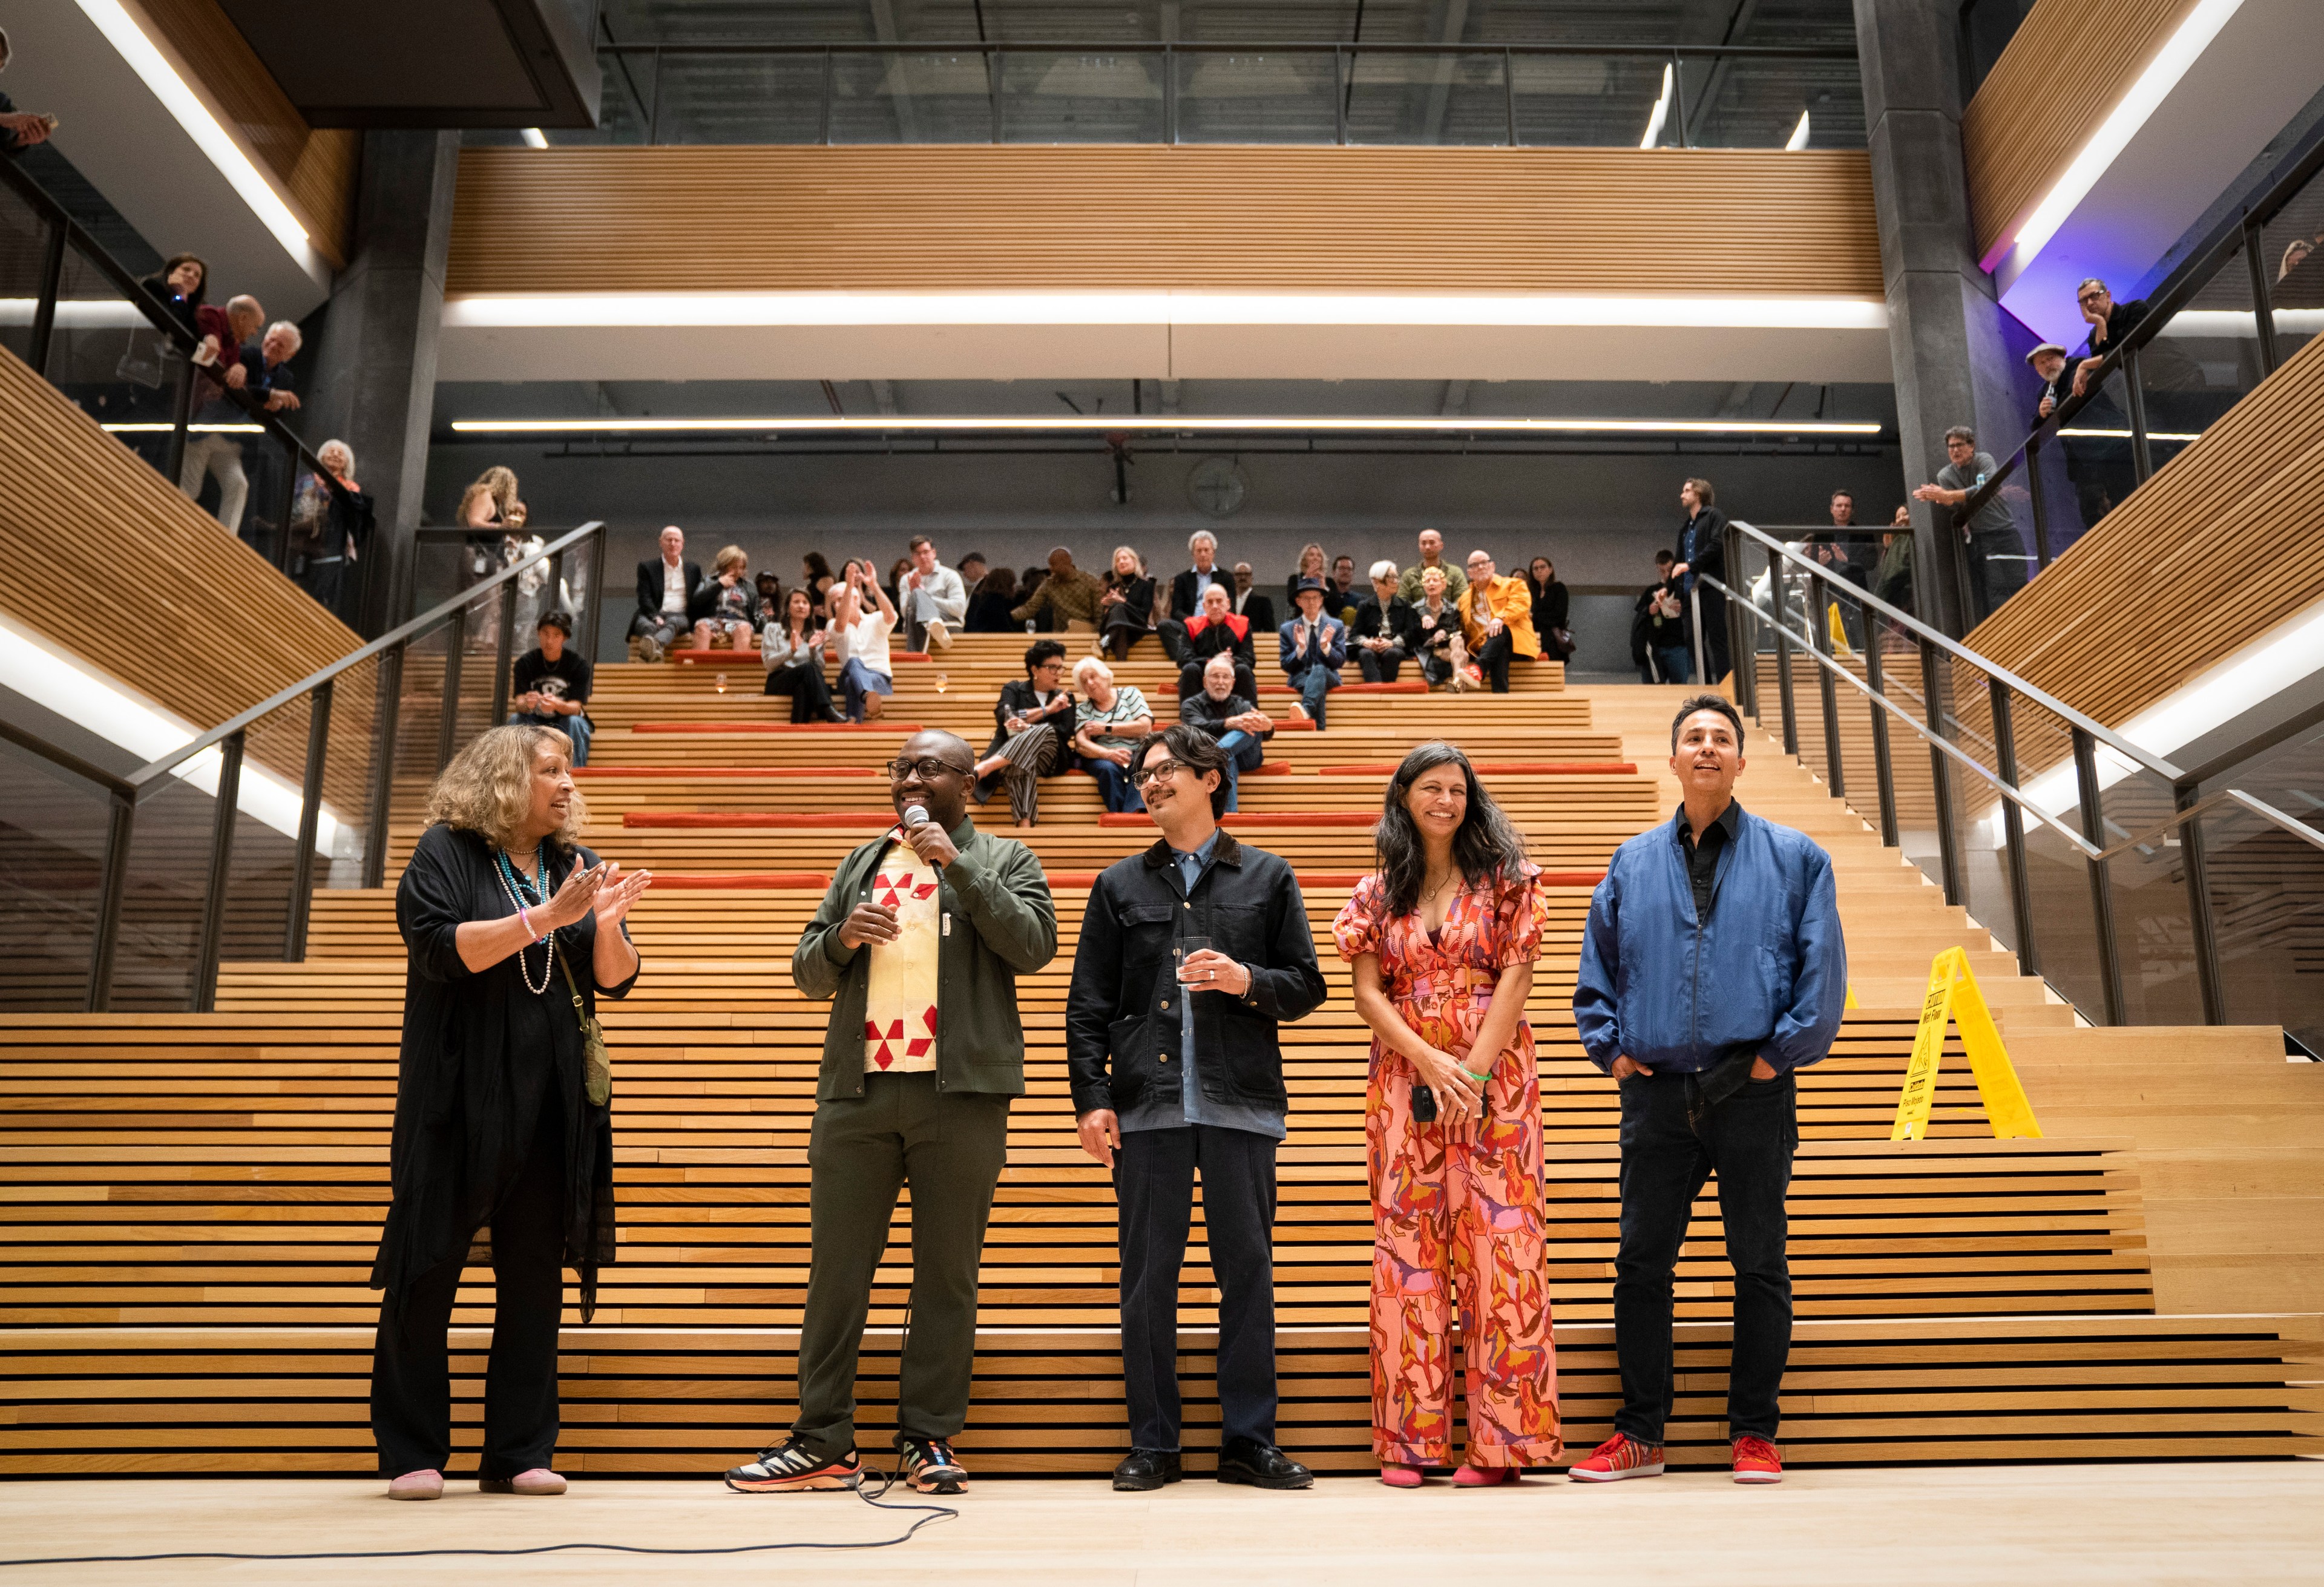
[2070,277,2152,398]
[1569,694,1845,1488]
[1068,723,1327,1494]
[176,295,264,530]
[1336,743,1560,1488]
[1912,425,2027,624]
[727,732,1056,1497]
[1667,478,1731,686]
[371,724,648,1501]
[0,28,56,154]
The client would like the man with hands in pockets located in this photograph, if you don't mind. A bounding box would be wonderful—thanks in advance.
[1570,694,1846,1488]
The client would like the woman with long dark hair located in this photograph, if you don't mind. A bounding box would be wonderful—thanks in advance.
[371,723,650,1499]
[763,586,842,723]
[1333,742,1558,1487]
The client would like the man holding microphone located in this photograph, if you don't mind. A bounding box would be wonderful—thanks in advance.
[1066,723,1327,1494]
[727,731,1056,1497]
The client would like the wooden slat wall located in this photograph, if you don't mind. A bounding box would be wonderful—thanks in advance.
[1961,0,2204,266]
[0,346,358,731]
[125,0,355,267]
[445,146,1883,296]
[1961,326,2324,728]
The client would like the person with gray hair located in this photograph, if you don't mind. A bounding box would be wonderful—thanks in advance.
[1912,424,2027,622]
[1162,530,1226,662]
[178,295,268,530]
[1178,651,1275,812]
[0,26,56,154]
[1351,559,1419,683]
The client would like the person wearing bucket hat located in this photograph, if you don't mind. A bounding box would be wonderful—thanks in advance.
[1279,577,1347,729]
[2027,343,2074,421]
[507,613,594,766]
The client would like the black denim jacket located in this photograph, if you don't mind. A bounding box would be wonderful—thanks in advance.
[1065,831,1326,1118]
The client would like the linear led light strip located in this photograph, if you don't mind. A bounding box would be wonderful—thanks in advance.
[450,415,1883,436]
[1994,0,2247,278]
[442,292,1891,330]
[70,0,314,267]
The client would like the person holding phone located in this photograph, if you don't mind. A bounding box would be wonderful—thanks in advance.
[1333,741,1558,1487]
[727,732,1055,1498]
[830,558,898,721]
[370,724,650,1501]
[971,640,1077,826]
[1066,724,1328,1494]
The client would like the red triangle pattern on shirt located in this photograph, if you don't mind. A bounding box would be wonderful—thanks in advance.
[863,1010,937,1069]
[873,869,940,910]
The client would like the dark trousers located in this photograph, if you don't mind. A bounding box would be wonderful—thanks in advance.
[1158,618,1189,662]
[1086,758,1147,814]
[1113,1124,1279,1451]
[1690,586,1731,686]
[1612,1069,1797,1444]
[792,1073,1011,1459]
[764,661,839,723]
[1356,645,1405,683]
[1474,629,1514,692]
[372,1106,566,1478]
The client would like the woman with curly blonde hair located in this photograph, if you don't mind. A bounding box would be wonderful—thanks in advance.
[370,723,651,1502]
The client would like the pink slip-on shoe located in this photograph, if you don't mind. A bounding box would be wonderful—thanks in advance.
[1379,1464,1426,1488]
[480,1468,566,1495]
[386,1469,442,1501]
[1453,1465,1518,1487]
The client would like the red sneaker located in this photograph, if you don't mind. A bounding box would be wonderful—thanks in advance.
[1566,1433,1665,1482]
[1732,1435,1782,1484]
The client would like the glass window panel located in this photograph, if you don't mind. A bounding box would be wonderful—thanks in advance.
[998,51,1164,143]
[1342,51,1510,146]
[1509,53,1672,148]
[648,51,829,144]
[830,51,999,143]
[2135,244,2264,478]
[1173,49,1339,144]
[0,753,113,1012]
[1676,54,1863,149]
[0,175,49,369]
[2259,169,2324,364]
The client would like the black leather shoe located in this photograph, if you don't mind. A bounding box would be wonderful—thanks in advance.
[1112,1448,1183,1491]
[1216,1438,1313,1490]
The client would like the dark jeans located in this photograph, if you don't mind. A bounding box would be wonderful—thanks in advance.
[1114,1124,1280,1451]
[1690,586,1731,686]
[1178,659,1255,703]
[372,1106,566,1478]
[1356,645,1405,683]
[1641,646,1692,685]
[1087,758,1147,813]
[1212,728,1265,813]
[792,1073,1012,1459]
[506,711,590,766]
[1288,665,1339,728]
[1474,629,1514,692]
[764,661,839,723]
[1612,1068,1797,1444]
[1158,618,1189,662]
[1968,528,2030,624]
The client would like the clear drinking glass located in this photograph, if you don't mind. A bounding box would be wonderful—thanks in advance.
[1176,936,1213,985]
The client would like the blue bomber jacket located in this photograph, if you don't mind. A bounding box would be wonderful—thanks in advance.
[1573,801,1846,1075]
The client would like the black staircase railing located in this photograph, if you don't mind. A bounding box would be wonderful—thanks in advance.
[1705,518,2324,1040]
[0,522,606,1014]
[0,155,370,628]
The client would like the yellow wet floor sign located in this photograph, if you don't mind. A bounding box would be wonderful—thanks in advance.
[1889,947,2043,1141]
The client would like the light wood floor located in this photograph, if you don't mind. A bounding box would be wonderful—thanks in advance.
[1,1467,2320,1585]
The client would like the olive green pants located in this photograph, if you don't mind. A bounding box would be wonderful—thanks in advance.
[790,1072,1012,1458]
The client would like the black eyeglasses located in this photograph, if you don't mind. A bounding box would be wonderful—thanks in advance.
[885,757,972,781]
[1131,760,1184,788]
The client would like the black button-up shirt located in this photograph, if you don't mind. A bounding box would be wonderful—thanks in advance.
[1676,798,1744,922]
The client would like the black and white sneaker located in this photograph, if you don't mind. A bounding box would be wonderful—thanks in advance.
[724,1439,862,1493]
[899,1436,968,1495]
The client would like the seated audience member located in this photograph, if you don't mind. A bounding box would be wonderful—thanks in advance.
[1283,543,1329,614]
[506,613,592,765]
[1911,425,2026,623]
[831,559,898,721]
[882,558,913,619]
[753,571,784,623]
[1180,652,1276,812]
[2070,277,2151,397]
[0,28,55,156]
[1230,562,1275,636]
[762,588,842,724]
[800,551,838,618]
[898,535,966,652]
[1279,577,1347,727]
[1351,560,1417,683]
[956,552,989,590]
[1176,582,1258,702]
[1329,556,1361,624]
[176,294,264,530]
[1528,557,1572,662]
[1098,545,1158,661]
[1013,547,1105,634]
[632,525,701,662]
[1161,530,1226,661]
[1019,566,1052,629]
[1071,656,1154,813]
[2028,342,2074,421]
[289,439,373,612]
[1459,550,1538,694]
[1632,551,1690,685]
[972,640,1078,826]
[692,545,761,652]
[1412,566,1459,688]
[1397,528,1468,609]
[965,566,1020,632]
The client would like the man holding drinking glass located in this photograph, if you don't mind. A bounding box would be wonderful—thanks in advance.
[1066,723,1328,1494]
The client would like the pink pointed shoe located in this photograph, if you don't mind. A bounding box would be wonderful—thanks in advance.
[481,1468,567,1495]
[386,1468,443,1500]
[1379,1464,1426,1488]
[1453,1464,1519,1487]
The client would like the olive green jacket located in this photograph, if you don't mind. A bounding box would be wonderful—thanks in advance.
[793,817,1058,1102]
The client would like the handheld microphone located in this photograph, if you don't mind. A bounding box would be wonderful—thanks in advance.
[902,803,930,830]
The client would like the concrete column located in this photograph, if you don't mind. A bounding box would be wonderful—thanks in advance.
[1854,0,2025,639]
[305,131,460,639]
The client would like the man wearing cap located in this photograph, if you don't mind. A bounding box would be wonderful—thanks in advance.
[1278,577,1347,729]
[2029,343,2074,421]
[506,612,594,766]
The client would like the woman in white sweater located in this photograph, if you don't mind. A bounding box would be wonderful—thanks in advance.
[830,559,898,722]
